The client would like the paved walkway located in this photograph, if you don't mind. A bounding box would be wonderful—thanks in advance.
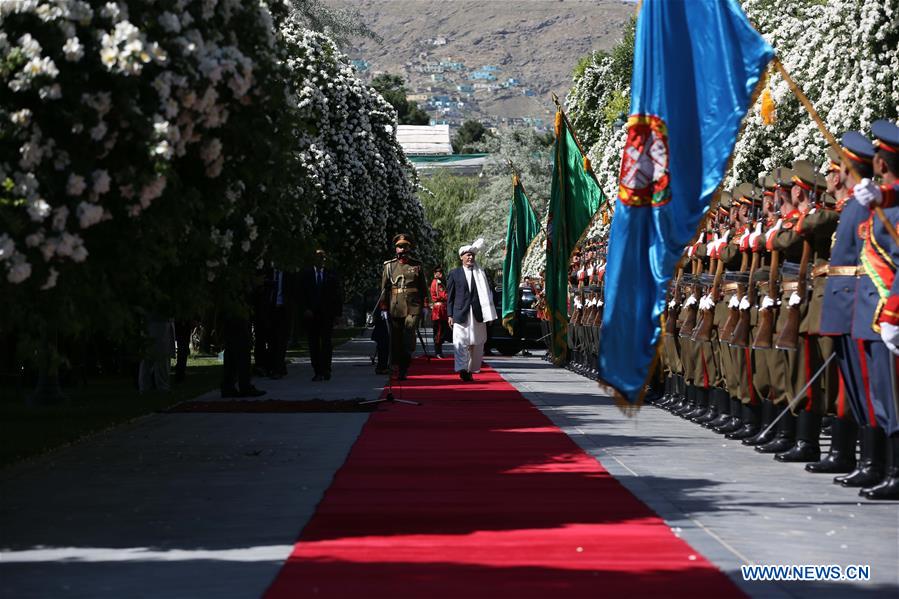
[0,338,381,599]
[490,355,899,598]
[1,335,897,598]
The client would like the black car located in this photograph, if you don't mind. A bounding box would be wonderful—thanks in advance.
[486,286,544,356]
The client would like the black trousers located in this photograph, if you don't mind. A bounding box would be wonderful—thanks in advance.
[174,320,192,377]
[432,318,449,355]
[307,316,334,376]
[222,317,252,392]
[253,308,273,371]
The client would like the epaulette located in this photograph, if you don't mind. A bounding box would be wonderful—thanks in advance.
[782,220,795,230]
[383,258,397,264]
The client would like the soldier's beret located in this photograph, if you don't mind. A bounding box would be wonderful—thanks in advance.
[871,119,899,155]
[840,131,875,165]
[758,174,777,191]
[393,233,414,248]
[791,160,826,192]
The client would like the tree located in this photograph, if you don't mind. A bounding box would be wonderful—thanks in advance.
[370,73,430,125]
[418,170,482,269]
[451,120,488,154]
[288,0,380,46]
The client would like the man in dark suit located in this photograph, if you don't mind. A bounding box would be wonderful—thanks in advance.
[300,249,343,381]
[267,267,298,379]
[446,240,497,381]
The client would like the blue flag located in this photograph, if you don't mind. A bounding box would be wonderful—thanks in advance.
[597,0,774,403]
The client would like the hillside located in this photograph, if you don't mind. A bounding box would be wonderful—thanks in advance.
[325,0,634,131]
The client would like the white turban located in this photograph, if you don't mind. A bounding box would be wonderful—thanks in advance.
[458,237,485,257]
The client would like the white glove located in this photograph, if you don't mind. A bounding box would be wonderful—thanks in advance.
[380,310,389,321]
[761,295,775,310]
[854,178,882,207]
[706,235,718,255]
[597,299,604,307]
[881,322,899,356]
[668,299,677,309]
[700,295,715,310]
[765,218,782,243]
[684,295,698,307]
[788,292,802,307]
[728,295,740,309]
[738,228,751,246]
[720,230,730,244]
[749,221,762,249]
[739,295,750,310]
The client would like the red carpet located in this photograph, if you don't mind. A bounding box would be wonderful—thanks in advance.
[264,358,744,598]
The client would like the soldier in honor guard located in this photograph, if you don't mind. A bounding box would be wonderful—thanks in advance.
[764,161,836,462]
[848,119,899,499]
[378,234,429,380]
[819,131,881,489]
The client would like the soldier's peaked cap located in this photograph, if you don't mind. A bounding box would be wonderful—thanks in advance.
[840,131,875,164]
[791,160,826,191]
[393,233,414,247]
[871,119,899,154]
[734,182,761,205]
[826,147,842,171]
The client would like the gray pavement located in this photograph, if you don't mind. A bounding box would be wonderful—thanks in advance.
[3,334,897,598]
[0,338,381,599]
[489,354,899,599]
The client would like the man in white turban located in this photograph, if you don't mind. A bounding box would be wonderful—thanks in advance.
[446,238,497,381]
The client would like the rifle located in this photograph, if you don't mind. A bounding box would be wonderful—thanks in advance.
[678,255,701,338]
[694,255,723,342]
[665,260,685,336]
[730,244,759,348]
[719,249,748,343]
[752,243,779,349]
[776,166,820,350]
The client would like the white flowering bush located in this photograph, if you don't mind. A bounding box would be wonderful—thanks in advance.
[278,24,436,294]
[0,0,309,341]
[728,0,899,183]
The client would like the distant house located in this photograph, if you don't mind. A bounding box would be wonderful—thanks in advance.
[470,70,496,81]
[430,73,445,82]
[481,65,499,72]
[523,88,537,97]
[396,124,453,156]
[432,36,447,46]
[407,93,429,102]
[350,59,369,72]
[456,84,474,93]
[440,60,464,71]
[504,77,520,86]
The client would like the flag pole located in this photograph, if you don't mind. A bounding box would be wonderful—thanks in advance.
[506,158,545,232]
[772,57,899,248]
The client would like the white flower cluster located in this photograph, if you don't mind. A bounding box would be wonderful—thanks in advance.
[728,0,899,184]
[1,0,280,289]
[278,24,436,294]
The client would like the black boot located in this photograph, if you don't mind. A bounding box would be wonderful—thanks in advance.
[714,397,744,434]
[806,416,857,473]
[727,402,760,439]
[776,411,822,462]
[705,389,732,429]
[657,375,674,407]
[756,409,796,453]
[685,387,710,420]
[744,399,778,446]
[861,434,899,500]
[673,385,696,415]
[693,388,721,424]
[835,426,886,487]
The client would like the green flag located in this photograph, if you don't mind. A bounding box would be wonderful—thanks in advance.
[501,175,540,335]
[546,109,606,365]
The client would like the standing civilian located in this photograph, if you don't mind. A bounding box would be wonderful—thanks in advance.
[446,239,497,381]
[300,250,343,381]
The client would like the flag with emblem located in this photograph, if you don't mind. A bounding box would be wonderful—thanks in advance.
[598,0,774,403]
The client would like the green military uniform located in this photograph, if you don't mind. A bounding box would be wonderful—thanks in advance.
[379,234,428,378]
